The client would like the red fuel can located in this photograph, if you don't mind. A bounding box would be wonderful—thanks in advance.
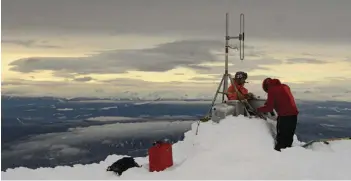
[148,141,173,172]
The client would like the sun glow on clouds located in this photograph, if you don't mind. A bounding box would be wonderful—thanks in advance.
[2,33,351,100]
[86,68,199,83]
[253,61,351,83]
[2,35,182,80]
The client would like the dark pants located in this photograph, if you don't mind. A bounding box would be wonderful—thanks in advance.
[275,115,298,151]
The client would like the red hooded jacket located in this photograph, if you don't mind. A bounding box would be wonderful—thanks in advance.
[257,79,299,116]
[227,82,248,100]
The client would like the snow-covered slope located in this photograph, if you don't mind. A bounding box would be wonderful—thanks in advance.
[2,115,351,180]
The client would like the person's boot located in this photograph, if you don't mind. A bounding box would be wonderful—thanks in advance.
[274,144,281,152]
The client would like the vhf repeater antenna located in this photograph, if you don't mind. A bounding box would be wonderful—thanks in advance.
[205,13,245,119]
[222,13,245,101]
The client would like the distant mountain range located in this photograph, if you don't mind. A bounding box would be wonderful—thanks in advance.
[1,95,212,102]
[2,95,351,104]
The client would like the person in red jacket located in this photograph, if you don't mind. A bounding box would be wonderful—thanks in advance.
[227,71,254,100]
[256,78,299,151]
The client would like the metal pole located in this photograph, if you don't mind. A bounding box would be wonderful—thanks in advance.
[222,13,229,102]
[225,13,229,75]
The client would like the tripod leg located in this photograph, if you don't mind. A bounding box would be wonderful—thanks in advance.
[206,74,225,117]
[222,74,228,102]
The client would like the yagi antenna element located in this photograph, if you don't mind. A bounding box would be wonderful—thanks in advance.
[225,13,245,66]
[239,13,245,60]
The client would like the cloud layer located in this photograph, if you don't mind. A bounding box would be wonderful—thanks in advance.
[8,39,279,77]
[9,40,223,74]
[285,58,326,64]
[3,0,351,43]
[2,0,351,102]
[2,121,193,159]
[2,39,62,49]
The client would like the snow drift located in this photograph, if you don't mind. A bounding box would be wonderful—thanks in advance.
[2,115,351,180]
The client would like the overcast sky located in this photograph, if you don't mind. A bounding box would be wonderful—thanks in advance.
[2,0,351,101]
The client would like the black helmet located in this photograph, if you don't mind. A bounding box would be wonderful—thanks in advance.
[234,71,248,80]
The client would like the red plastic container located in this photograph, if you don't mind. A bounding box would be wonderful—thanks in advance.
[148,141,173,172]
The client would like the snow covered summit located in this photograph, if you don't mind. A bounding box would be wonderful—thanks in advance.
[2,115,351,180]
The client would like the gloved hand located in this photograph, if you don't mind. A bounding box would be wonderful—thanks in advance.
[246,92,255,99]
[254,108,267,120]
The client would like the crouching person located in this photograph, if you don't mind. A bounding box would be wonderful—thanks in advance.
[256,78,299,151]
[227,71,255,100]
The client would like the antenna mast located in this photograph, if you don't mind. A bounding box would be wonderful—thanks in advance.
[204,13,245,119]
[222,13,245,101]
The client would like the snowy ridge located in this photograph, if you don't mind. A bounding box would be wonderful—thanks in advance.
[2,115,351,179]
